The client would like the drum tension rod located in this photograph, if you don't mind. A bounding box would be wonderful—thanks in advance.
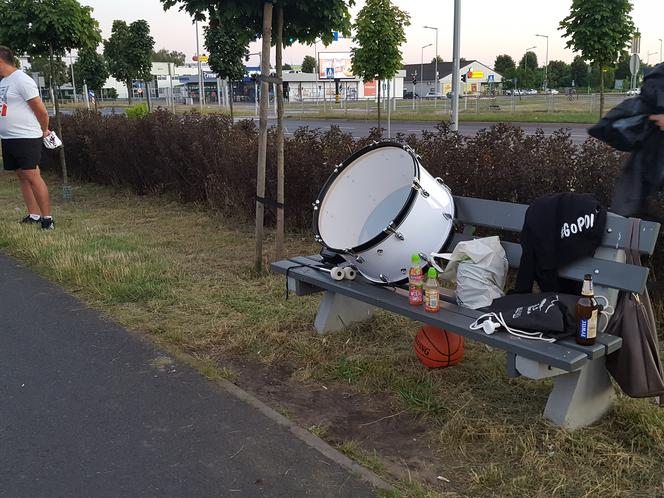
[412,178,430,198]
[345,248,365,264]
[384,222,405,241]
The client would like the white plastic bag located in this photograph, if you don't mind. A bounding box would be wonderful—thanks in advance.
[436,236,508,309]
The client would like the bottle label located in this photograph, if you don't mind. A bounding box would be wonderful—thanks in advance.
[409,286,423,305]
[579,310,598,339]
[424,289,439,311]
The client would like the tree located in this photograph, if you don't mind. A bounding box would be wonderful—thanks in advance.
[431,55,444,64]
[494,54,516,75]
[546,60,571,88]
[570,55,589,88]
[302,55,316,73]
[614,51,631,81]
[519,51,538,71]
[29,56,69,88]
[559,0,634,115]
[0,0,101,195]
[205,19,252,119]
[160,0,354,270]
[151,48,186,65]
[73,48,109,110]
[351,0,410,133]
[104,20,155,106]
[283,63,292,70]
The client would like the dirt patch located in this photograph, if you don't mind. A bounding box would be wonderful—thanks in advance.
[213,352,450,489]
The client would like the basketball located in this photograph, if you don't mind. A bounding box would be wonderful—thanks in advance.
[414,325,465,368]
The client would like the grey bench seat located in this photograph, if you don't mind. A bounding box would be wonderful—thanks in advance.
[272,196,661,428]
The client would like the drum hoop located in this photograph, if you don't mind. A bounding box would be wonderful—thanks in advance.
[313,141,420,254]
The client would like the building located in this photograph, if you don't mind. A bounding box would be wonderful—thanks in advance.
[403,60,503,96]
[282,70,405,102]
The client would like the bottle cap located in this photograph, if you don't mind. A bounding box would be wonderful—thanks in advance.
[427,267,437,278]
[411,254,420,264]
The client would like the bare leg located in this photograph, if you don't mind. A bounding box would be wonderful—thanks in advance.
[15,170,41,215]
[16,168,50,217]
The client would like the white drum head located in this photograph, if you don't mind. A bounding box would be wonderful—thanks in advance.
[317,145,416,251]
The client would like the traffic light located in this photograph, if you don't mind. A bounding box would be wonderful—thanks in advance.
[461,73,467,82]
[412,74,417,85]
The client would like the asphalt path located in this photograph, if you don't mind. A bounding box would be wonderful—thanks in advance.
[0,254,379,498]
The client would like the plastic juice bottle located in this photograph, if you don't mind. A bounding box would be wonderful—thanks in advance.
[424,267,440,313]
[408,254,424,305]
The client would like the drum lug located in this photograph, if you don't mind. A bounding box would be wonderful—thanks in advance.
[384,223,405,241]
[412,178,429,198]
[379,274,389,284]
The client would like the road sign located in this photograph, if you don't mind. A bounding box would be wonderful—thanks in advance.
[198,55,209,63]
[326,67,335,78]
[332,31,339,41]
[487,74,494,83]
[468,71,484,79]
[629,54,640,76]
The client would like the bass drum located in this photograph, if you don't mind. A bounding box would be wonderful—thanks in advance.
[313,141,455,284]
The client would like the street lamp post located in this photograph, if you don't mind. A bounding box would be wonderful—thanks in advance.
[195,20,204,110]
[659,38,662,63]
[523,45,536,92]
[647,51,658,65]
[69,51,77,104]
[451,0,461,131]
[424,26,438,108]
[420,43,432,101]
[535,34,549,90]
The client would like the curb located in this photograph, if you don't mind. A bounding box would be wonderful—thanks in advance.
[216,377,396,495]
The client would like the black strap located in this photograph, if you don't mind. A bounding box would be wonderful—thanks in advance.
[256,196,284,210]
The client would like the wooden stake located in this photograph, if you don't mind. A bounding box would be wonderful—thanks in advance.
[275,6,285,260]
[254,1,273,273]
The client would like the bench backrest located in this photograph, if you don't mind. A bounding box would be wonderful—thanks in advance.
[452,196,661,294]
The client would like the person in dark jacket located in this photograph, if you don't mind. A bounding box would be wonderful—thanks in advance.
[610,63,664,217]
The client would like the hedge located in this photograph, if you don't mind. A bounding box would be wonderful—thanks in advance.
[45,110,662,290]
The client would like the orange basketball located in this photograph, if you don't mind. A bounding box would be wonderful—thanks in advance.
[413,325,465,368]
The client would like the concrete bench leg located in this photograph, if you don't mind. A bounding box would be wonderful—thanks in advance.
[544,357,615,429]
[314,292,373,335]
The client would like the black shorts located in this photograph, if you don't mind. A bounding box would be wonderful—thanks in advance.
[1,138,43,171]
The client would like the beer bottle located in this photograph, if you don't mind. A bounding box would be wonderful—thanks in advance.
[575,274,598,345]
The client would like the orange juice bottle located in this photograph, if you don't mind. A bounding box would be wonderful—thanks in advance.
[408,254,424,305]
[424,267,440,313]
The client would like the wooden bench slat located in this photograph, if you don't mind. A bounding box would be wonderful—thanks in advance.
[454,196,660,255]
[271,260,589,372]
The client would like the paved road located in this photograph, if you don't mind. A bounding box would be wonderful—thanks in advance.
[0,254,379,498]
[275,118,592,145]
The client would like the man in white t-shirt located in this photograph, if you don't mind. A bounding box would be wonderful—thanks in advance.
[0,46,54,230]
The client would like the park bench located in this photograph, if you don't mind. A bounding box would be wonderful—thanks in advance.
[488,100,502,111]
[271,196,661,429]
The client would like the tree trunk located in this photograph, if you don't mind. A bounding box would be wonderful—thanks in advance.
[275,6,285,260]
[145,80,152,112]
[255,1,273,273]
[229,81,234,120]
[127,81,133,105]
[599,67,605,117]
[377,79,381,135]
[49,44,69,195]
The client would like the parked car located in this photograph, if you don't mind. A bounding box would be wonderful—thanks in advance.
[403,91,415,99]
[424,90,447,99]
[626,88,641,96]
[545,88,560,94]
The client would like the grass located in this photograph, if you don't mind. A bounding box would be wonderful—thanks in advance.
[0,174,663,497]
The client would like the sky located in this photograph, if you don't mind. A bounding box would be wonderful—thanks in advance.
[81,0,664,68]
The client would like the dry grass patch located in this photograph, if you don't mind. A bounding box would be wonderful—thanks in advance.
[0,174,662,497]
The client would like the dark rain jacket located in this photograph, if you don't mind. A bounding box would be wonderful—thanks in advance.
[588,63,664,216]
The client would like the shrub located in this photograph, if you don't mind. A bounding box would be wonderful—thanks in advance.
[125,103,149,119]
[46,110,662,290]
